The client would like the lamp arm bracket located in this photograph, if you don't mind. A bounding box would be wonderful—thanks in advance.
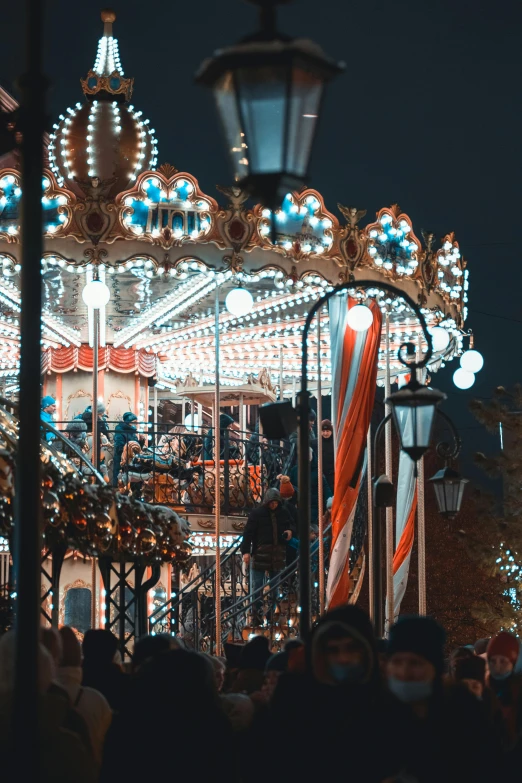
[435,408,461,463]
[301,279,433,399]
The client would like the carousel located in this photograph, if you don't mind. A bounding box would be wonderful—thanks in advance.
[0,11,476,651]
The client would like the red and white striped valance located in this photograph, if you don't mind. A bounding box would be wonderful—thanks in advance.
[41,346,157,377]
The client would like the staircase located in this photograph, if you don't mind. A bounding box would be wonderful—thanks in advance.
[147,524,367,651]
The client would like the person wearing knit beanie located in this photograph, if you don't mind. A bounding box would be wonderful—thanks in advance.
[486,631,522,750]
[386,616,446,704]
[487,631,519,676]
[279,474,295,499]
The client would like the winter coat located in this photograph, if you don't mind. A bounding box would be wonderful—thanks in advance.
[82,663,129,713]
[393,682,501,783]
[0,690,97,782]
[56,666,113,768]
[203,426,240,461]
[40,409,55,443]
[289,456,332,522]
[113,421,138,481]
[487,674,522,754]
[265,608,409,783]
[240,501,295,571]
[312,434,335,494]
[82,408,110,437]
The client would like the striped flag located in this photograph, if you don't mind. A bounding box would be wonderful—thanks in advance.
[386,374,423,624]
[389,448,417,624]
[327,295,382,608]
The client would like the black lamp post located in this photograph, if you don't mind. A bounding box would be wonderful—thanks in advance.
[13,0,47,775]
[260,279,445,637]
[429,410,468,518]
[196,0,343,209]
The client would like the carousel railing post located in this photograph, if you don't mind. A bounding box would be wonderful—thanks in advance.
[214,286,222,655]
[316,313,325,616]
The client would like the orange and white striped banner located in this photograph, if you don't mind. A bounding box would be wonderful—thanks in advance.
[327,295,382,608]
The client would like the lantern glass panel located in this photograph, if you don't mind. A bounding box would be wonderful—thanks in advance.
[236,65,288,174]
[434,477,466,516]
[214,72,246,183]
[286,67,322,177]
[395,403,436,454]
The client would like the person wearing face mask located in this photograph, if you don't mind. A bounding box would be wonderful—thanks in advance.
[265,606,408,783]
[311,419,335,493]
[486,631,522,762]
[387,616,500,783]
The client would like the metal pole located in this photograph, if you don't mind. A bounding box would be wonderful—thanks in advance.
[91,557,96,630]
[316,315,325,615]
[92,310,99,472]
[416,333,427,615]
[367,427,374,621]
[417,456,426,615]
[14,0,46,770]
[385,314,394,633]
[214,288,221,655]
[239,393,244,433]
[371,413,391,637]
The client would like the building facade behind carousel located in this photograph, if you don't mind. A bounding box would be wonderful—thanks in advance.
[0,12,471,653]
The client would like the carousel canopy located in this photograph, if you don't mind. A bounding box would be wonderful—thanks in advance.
[0,11,470,397]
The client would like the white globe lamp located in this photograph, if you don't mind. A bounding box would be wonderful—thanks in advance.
[453,368,475,390]
[225,287,254,317]
[347,304,373,332]
[82,280,111,309]
[428,326,450,352]
[184,413,200,430]
[460,350,484,373]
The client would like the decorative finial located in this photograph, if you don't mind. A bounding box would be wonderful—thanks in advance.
[101,9,116,36]
[81,9,134,101]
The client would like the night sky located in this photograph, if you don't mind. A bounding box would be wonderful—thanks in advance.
[2,0,522,483]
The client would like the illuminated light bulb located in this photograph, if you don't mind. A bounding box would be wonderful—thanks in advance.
[460,349,484,373]
[453,368,475,390]
[82,280,110,309]
[225,287,254,317]
[428,326,450,352]
[346,304,373,332]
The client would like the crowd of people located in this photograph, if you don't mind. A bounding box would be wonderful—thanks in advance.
[1,614,521,781]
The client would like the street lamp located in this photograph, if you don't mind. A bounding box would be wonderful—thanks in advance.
[429,466,468,518]
[196,0,343,209]
[82,276,111,471]
[387,379,446,464]
[82,279,110,309]
[260,278,445,636]
[428,409,468,518]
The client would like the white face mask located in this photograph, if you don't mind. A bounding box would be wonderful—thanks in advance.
[388,677,433,703]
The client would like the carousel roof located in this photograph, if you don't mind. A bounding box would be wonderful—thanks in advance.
[0,11,470,395]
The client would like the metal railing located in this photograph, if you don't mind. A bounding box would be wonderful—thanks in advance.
[148,535,246,647]
[217,527,333,649]
[148,525,337,651]
[49,420,293,514]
